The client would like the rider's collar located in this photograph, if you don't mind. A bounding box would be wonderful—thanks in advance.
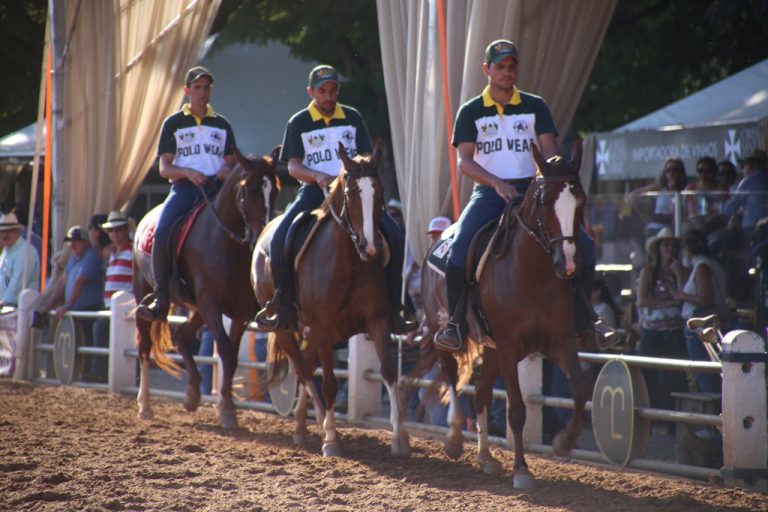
[482,85,521,115]
[308,102,345,126]
[182,103,216,125]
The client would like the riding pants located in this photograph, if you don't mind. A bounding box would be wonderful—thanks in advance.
[447,183,594,270]
[155,178,217,247]
[269,183,326,273]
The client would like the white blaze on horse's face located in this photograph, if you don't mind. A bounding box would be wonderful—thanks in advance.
[261,175,273,221]
[554,182,578,276]
[358,177,377,257]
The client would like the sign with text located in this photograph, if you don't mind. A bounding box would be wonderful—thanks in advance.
[53,315,84,385]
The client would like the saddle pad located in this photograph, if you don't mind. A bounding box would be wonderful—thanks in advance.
[426,237,454,277]
[138,202,206,258]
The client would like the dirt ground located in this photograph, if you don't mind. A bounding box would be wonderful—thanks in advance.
[0,379,765,512]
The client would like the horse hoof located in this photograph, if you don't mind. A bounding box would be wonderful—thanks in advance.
[444,441,463,459]
[513,469,536,489]
[322,441,343,457]
[138,408,154,421]
[552,431,575,458]
[183,393,201,412]
[292,430,310,446]
[219,411,238,430]
[479,456,503,475]
[391,435,411,458]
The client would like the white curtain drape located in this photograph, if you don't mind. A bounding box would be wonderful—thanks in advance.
[377,0,617,262]
[59,0,220,237]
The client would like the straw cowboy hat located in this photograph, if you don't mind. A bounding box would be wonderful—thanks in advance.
[645,226,679,255]
[100,210,128,229]
[0,212,23,231]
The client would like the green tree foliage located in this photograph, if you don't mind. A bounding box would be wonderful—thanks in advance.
[213,0,389,138]
[0,1,47,137]
[573,0,768,134]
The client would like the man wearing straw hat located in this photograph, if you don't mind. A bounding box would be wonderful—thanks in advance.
[0,212,40,307]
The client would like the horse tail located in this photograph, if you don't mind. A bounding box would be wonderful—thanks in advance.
[265,332,289,387]
[455,341,483,391]
[149,320,182,378]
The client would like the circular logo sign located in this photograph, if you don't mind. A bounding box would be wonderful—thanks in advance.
[591,359,650,465]
[268,360,300,417]
[53,315,84,385]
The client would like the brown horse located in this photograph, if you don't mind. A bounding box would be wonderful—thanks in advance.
[133,147,279,429]
[252,141,410,457]
[421,143,589,488]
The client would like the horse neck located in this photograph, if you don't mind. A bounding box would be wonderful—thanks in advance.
[212,172,243,228]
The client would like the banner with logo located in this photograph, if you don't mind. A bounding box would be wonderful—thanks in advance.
[594,120,760,181]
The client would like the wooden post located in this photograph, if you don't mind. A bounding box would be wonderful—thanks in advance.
[720,329,767,492]
[347,334,381,422]
[109,291,136,394]
[14,288,39,382]
[518,353,543,447]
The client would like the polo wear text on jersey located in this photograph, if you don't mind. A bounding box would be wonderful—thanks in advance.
[452,86,557,180]
[280,103,373,176]
[158,105,236,177]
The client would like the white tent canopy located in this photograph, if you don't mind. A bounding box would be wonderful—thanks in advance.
[0,124,42,159]
[617,58,768,132]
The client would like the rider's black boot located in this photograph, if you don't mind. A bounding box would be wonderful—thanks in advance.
[575,266,618,350]
[434,263,468,352]
[136,241,171,322]
[256,265,298,332]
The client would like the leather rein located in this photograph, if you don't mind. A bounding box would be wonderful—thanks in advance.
[195,175,260,246]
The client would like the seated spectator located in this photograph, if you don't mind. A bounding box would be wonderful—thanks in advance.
[89,213,112,265]
[674,228,728,393]
[723,148,768,238]
[685,157,721,218]
[635,227,687,410]
[717,160,739,194]
[91,211,134,382]
[0,212,41,307]
[631,158,688,238]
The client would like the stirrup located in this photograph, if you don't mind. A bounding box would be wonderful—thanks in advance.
[594,320,620,350]
[392,306,418,334]
[255,301,279,329]
[434,321,466,352]
[136,297,166,322]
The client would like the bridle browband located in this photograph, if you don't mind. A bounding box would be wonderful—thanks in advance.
[513,174,581,256]
[324,171,376,261]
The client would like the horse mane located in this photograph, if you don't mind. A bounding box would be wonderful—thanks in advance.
[314,169,346,221]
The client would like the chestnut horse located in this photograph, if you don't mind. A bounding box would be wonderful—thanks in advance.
[133,147,279,429]
[421,143,589,488]
[252,142,410,457]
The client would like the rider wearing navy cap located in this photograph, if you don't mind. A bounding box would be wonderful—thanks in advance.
[434,39,616,351]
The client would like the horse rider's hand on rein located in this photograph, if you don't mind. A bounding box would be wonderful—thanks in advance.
[186,168,209,187]
[315,172,334,189]
[493,179,518,202]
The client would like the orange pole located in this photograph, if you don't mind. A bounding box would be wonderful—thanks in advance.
[41,47,53,290]
[436,0,460,220]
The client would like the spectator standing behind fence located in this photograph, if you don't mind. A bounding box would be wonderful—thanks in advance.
[717,160,739,194]
[635,227,687,410]
[723,149,768,237]
[90,211,133,382]
[673,228,728,394]
[0,212,40,307]
[685,157,721,218]
[88,214,112,265]
[631,159,688,234]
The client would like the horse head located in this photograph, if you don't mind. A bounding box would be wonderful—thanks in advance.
[336,140,384,260]
[232,145,280,243]
[523,141,586,279]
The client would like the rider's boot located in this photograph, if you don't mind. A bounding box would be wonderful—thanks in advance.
[574,267,619,350]
[256,265,298,332]
[385,263,418,335]
[434,263,468,352]
[136,241,171,322]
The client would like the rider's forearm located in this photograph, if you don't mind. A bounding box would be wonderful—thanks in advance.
[458,156,503,188]
[288,159,327,185]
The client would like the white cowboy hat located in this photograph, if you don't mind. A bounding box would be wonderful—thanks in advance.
[0,212,23,231]
[645,226,679,255]
[101,210,128,229]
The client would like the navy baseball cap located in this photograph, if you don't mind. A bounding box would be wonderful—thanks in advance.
[64,225,87,242]
[185,66,214,86]
[485,39,518,64]
[308,65,339,88]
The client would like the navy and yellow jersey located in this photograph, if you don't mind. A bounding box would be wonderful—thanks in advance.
[452,86,557,180]
[280,102,373,176]
[157,104,236,177]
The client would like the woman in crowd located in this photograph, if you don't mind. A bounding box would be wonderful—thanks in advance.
[674,228,728,393]
[635,227,688,410]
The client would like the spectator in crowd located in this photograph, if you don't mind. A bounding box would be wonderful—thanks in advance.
[717,160,739,194]
[592,278,622,330]
[0,212,41,307]
[90,211,133,382]
[723,148,768,237]
[631,159,688,238]
[35,226,105,379]
[635,227,687,410]
[88,213,112,264]
[674,228,728,393]
[685,156,721,218]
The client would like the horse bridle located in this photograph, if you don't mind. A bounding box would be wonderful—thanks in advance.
[195,174,263,246]
[324,176,373,261]
[513,174,581,256]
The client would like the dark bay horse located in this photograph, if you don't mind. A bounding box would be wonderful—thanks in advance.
[252,142,410,457]
[421,143,589,488]
[133,147,279,429]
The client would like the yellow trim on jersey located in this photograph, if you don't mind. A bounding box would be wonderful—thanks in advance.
[308,102,346,126]
[481,85,521,115]
[182,103,216,125]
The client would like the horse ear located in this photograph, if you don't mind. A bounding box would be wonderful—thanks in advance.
[270,145,282,166]
[531,143,548,175]
[338,141,355,175]
[233,146,248,168]
[369,139,383,170]
[569,138,583,174]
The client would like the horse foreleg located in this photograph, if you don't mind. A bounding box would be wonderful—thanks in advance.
[376,329,411,458]
[501,362,536,489]
[551,347,588,458]
[200,312,243,430]
[316,347,341,457]
[136,322,154,420]
[475,354,503,475]
[175,312,204,413]
[439,353,464,459]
